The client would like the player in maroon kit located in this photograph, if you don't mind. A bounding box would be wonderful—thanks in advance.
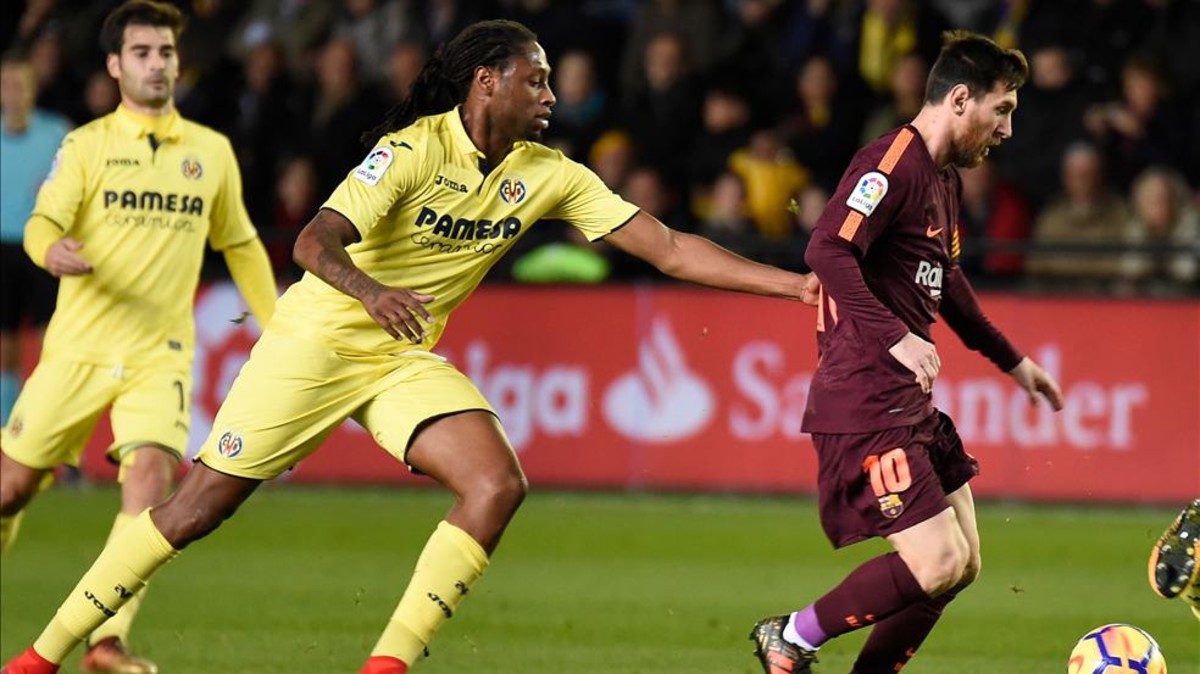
[749,31,1064,674]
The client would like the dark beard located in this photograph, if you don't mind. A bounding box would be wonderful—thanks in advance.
[950,142,986,169]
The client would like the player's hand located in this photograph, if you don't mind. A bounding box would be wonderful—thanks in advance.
[44,237,93,277]
[888,332,940,394]
[361,284,435,342]
[1008,357,1064,411]
[799,272,821,307]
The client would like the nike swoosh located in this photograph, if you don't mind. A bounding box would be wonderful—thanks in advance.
[926,226,944,237]
[389,140,413,150]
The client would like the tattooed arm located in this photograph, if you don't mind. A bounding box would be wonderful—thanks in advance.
[293,208,434,341]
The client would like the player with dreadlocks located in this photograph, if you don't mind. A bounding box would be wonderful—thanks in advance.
[3,19,818,674]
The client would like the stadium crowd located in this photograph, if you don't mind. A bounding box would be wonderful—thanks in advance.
[3,0,1199,295]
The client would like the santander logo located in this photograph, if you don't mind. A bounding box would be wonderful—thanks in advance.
[602,318,714,442]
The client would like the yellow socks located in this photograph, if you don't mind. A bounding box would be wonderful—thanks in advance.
[32,510,177,663]
[87,511,148,645]
[370,521,490,664]
[0,511,23,554]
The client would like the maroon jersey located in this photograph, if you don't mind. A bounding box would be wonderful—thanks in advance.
[802,126,1022,434]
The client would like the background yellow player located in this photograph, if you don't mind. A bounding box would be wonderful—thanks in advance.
[0,2,276,673]
[3,18,818,674]
[1149,498,1200,621]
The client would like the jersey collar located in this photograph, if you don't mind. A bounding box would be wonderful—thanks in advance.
[446,106,485,160]
[114,103,183,143]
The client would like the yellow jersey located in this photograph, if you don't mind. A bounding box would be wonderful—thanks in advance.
[32,104,258,367]
[270,107,639,356]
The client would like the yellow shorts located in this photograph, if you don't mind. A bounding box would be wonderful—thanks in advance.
[196,329,495,480]
[1,358,191,470]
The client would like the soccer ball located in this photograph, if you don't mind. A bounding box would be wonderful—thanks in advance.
[1067,623,1167,674]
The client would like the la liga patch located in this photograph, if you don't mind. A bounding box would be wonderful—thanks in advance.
[846,171,889,216]
[353,146,394,186]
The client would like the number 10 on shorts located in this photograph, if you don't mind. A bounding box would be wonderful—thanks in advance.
[863,448,912,519]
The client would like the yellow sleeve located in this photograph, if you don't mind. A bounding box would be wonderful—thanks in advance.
[23,214,65,268]
[321,133,424,238]
[207,136,258,250]
[544,156,640,241]
[222,237,277,326]
[31,132,88,233]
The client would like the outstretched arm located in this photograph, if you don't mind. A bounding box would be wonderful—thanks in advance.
[293,208,433,341]
[602,211,819,304]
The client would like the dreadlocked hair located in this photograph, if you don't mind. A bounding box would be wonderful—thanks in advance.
[361,20,538,147]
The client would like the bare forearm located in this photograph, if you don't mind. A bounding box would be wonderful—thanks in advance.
[662,232,807,300]
[293,210,380,302]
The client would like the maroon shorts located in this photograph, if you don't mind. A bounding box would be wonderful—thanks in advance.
[810,410,978,548]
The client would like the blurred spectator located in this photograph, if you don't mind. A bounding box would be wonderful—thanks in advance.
[499,0,590,70]
[81,68,118,120]
[994,43,1089,211]
[1026,143,1129,284]
[333,0,413,84]
[778,0,837,72]
[697,171,752,240]
[792,184,829,236]
[588,129,636,191]
[1019,0,1154,97]
[383,39,425,107]
[1119,167,1199,293]
[859,51,924,144]
[779,54,861,191]
[230,40,299,226]
[713,0,791,117]
[302,38,384,197]
[543,49,609,161]
[1083,53,1191,190]
[229,0,337,78]
[28,27,81,123]
[413,0,484,47]
[687,85,752,189]
[849,0,943,95]
[176,0,248,129]
[728,129,809,240]
[958,162,1030,278]
[621,165,690,232]
[268,155,319,278]
[0,50,69,425]
[928,0,996,34]
[619,0,721,95]
[621,31,703,189]
[12,0,60,46]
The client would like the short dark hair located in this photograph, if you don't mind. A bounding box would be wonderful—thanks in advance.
[362,19,538,146]
[924,30,1028,103]
[100,0,186,55]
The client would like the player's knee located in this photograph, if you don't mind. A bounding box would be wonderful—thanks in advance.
[959,553,982,587]
[151,497,236,549]
[913,545,969,596]
[476,470,528,517]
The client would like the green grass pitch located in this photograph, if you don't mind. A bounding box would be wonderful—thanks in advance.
[2,485,1197,673]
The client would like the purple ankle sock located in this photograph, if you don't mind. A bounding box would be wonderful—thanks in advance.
[791,605,827,648]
